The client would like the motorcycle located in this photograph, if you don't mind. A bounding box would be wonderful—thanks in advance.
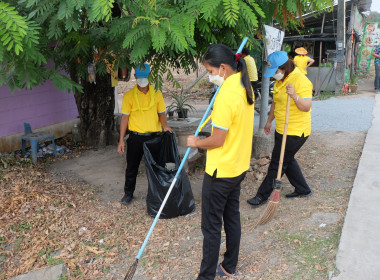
[253,79,275,114]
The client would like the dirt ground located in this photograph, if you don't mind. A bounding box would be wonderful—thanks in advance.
[1,64,374,279]
[0,129,365,280]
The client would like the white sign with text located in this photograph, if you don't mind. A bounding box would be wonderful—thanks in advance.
[264,25,285,59]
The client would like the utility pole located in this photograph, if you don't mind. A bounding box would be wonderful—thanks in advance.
[252,58,273,159]
[349,2,356,82]
[335,0,346,94]
[259,63,269,129]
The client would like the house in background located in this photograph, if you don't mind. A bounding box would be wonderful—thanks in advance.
[282,0,372,92]
[0,81,79,153]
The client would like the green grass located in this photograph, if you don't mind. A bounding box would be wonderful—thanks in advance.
[0,236,5,248]
[71,268,82,277]
[195,163,205,171]
[58,274,68,280]
[140,250,170,271]
[47,257,63,267]
[277,223,342,280]
[10,222,31,234]
[37,247,64,267]
[0,237,5,278]
[102,266,110,273]
[313,90,340,101]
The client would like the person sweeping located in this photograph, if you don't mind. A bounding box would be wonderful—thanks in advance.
[187,44,254,280]
[247,51,313,208]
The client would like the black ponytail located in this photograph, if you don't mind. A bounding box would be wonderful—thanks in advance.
[203,44,254,105]
[236,57,254,105]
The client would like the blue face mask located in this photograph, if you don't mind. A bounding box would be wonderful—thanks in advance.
[209,67,225,86]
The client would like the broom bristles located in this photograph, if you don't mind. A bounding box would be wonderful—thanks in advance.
[124,259,138,280]
[253,201,279,228]
[252,189,281,229]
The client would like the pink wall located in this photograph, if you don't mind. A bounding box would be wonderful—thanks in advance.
[0,80,78,137]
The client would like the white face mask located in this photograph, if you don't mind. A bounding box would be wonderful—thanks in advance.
[136,78,149,88]
[208,67,225,86]
[273,72,284,81]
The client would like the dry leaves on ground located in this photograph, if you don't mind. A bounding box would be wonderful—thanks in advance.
[0,131,365,279]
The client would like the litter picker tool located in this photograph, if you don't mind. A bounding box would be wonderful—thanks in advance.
[124,37,248,280]
[252,94,291,229]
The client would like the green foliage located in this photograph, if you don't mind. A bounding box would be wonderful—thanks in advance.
[0,1,28,55]
[88,0,115,22]
[314,90,336,100]
[1,0,332,94]
[223,0,240,26]
[51,74,83,93]
[320,62,333,67]
[201,0,222,20]
[150,25,166,51]
[167,89,196,117]
[58,274,68,280]
[286,0,298,14]
[367,12,380,24]
[350,74,358,85]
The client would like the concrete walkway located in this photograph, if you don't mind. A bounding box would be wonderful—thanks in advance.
[332,93,380,279]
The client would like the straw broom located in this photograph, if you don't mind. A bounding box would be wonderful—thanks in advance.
[253,94,291,229]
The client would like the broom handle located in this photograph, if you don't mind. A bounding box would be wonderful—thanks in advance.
[135,37,249,261]
[276,95,291,180]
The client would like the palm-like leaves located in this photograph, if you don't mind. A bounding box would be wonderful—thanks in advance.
[167,89,196,116]
[1,0,332,92]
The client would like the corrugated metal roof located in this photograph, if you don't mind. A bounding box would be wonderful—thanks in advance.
[285,0,372,36]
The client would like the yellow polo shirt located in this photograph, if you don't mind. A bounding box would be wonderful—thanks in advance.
[205,73,255,178]
[273,67,312,137]
[121,85,166,133]
[243,55,258,82]
[293,55,310,74]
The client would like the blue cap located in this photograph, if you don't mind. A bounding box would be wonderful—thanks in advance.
[135,63,150,78]
[264,51,289,77]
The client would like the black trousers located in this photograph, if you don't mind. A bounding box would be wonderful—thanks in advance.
[256,131,311,200]
[124,133,158,196]
[197,171,246,280]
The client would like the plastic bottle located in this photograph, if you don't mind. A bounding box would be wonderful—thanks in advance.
[60,145,70,154]
[72,123,81,144]
[46,144,55,155]
[55,146,64,156]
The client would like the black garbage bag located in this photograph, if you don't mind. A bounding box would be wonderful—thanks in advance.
[143,132,195,219]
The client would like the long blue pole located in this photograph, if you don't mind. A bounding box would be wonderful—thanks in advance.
[136,37,249,260]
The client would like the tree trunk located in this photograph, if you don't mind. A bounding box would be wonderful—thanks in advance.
[73,73,117,148]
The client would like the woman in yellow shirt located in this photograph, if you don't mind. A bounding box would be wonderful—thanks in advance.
[187,44,255,279]
[293,47,315,75]
[247,51,312,207]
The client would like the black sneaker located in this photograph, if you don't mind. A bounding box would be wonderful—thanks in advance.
[121,195,133,205]
[285,191,312,198]
[247,196,267,207]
